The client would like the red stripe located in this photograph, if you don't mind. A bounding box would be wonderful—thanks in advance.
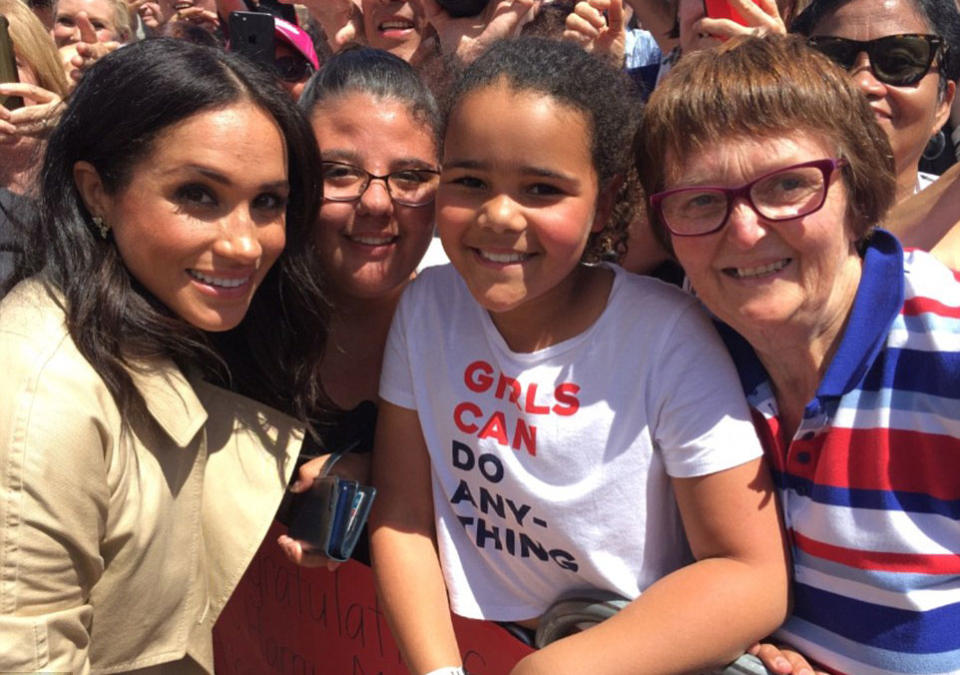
[793,531,960,574]
[902,296,960,318]
[785,428,960,500]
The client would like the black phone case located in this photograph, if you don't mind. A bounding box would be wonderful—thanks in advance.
[228,11,276,68]
[0,16,23,111]
[287,474,340,548]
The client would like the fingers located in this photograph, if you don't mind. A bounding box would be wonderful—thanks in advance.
[277,534,342,570]
[570,0,608,34]
[606,0,624,32]
[289,454,331,493]
[174,7,219,24]
[76,12,99,44]
[729,0,785,29]
[749,642,818,675]
[565,12,602,47]
[0,106,16,142]
[0,82,60,105]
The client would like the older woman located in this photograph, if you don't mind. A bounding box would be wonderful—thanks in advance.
[793,0,960,200]
[638,34,960,674]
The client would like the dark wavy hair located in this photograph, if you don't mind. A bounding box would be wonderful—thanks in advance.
[298,45,441,149]
[444,37,642,263]
[6,38,329,423]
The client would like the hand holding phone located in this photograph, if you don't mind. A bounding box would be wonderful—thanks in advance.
[690,0,785,44]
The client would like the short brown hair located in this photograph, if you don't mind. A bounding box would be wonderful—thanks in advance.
[636,35,895,252]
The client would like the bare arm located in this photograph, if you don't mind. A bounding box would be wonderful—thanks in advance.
[370,400,462,674]
[510,458,790,675]
[883,160,960,266]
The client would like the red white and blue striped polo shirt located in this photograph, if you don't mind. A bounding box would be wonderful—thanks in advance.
[719,230,960,675]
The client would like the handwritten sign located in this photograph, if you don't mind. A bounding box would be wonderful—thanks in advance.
[214,522,534,674]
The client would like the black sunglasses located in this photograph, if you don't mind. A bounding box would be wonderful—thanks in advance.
[808,34,943,86]
[274,55,314,83]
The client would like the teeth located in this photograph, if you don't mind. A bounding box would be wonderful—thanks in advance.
[732,259,789,279]
[351,235,396,246]
[380,21,412,29]
[478,250,531,264]
[188,270,249,288]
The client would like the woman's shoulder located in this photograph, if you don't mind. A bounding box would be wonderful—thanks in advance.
[0,278,84,374]
[608,264,703,323]
[902,247,960,300]
[402,263,470,310]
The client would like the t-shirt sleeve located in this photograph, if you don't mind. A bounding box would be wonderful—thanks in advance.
[379,279,419,411]
[650,302,764,478]
[0,332,110,674]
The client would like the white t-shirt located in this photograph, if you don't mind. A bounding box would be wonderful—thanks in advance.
[380,264,763,621]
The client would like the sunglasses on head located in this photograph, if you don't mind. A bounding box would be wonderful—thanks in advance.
[274,55,314,83]
[808,34,944,86]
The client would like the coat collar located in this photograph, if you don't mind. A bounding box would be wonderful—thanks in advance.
[128,361,208,448]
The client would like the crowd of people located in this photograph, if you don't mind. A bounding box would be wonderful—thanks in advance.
[1,0,959,674]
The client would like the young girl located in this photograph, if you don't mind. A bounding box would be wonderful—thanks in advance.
[370,37,789,675]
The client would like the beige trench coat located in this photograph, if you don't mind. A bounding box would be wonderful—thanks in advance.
[0,280,302,674]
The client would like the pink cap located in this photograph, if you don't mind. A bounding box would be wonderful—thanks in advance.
[273,17,318,71]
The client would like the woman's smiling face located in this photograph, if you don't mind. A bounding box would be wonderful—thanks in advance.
[310,92,438,300]
[668,132,862,346]
[361,0,428,62]
[810,0,954,193]
[75,102,290,332]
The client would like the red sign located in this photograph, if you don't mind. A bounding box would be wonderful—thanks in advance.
[214,522,534,674]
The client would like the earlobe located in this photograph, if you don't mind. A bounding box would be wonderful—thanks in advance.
[73,160,110,220]
[934,80,956,133]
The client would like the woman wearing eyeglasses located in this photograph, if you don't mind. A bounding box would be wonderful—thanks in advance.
[793,0,960,201]
[639,34,960,675]
[274,46,442,565]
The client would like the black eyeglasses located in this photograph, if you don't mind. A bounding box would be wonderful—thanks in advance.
[808,34,943,86]
[650,158,846,237]
[274,55,314,83]
[321,161,440,207]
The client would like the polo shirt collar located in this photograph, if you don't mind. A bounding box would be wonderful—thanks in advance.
[816,229,903,398]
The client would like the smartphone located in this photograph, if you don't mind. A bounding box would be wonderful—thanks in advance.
[228,11,275,69]
[702,0,761,27]
[287,474,341,549]
[436,0,489,18]
[0,16,23,111]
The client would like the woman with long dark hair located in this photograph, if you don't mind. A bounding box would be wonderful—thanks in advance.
[0,38,328,672]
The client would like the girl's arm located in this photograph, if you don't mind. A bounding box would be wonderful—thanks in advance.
[511,456,790,675]
[370,400,463,674]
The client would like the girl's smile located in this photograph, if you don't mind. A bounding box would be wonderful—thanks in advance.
[437,81,607,319]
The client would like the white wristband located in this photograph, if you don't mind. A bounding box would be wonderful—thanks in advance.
[423,668,466,675]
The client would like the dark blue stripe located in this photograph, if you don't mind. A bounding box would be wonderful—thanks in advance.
[792,583,960,653]
[771,470,960,519]
[860,346,960,399]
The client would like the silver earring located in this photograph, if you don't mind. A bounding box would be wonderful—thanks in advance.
[923,130,947,161]
[92,216,109,239]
